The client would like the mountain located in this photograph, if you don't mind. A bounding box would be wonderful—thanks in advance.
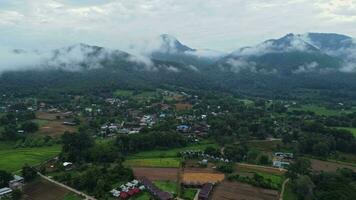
[150,34,225,67]
[306,33,355,51]
[216,33,348,75]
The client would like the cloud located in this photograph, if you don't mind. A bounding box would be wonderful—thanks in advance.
[1,0,356,53]
[224,58,257,73]
[293,61,319,73]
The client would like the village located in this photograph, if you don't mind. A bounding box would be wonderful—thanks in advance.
[1,88,356,200]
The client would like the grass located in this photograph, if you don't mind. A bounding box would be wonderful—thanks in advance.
[0,143,61,172]
[246,140,282,152]
[153,180,177,195]
[181,188,197,200]
[124,158,181,168]
[131,191,153,200]
[283,182,298,200]
[333,127,356,137]
[127,140,218,159]
[290,105,353,116]
[113,89,134,97]
[32,119,50,126]
[62,193,83,200]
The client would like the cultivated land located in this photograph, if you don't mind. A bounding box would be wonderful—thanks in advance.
[212,181,279,200]
[335,127,356,137]
[35,112,77,136]
[23,178,77,200]
[0,142,61,172]
[124,158,181,168]
[289,105,355,116]
[309,158,356,172]
[182,172,225,185]
[133,167,178,181]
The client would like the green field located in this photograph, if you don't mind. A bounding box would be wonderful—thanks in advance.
[127,140,218,159]
[182,188,197,200]
[290,105,353,116]
[113,89,134,97]
[153,180,177,195]
[0,143,61,172]
[334,127,356,137]
[124,158,181,168]
[283,182,298,200]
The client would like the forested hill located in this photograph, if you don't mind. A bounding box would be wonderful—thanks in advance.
[1,33,356,102]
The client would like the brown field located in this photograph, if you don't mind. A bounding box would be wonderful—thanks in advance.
[23,178,71,200]
[175,103,193,111]
[310,158,356,172]
[236,163,286,176]
[36,112,63,121]
[39,121,77,136]
[212,181,279,200]
[133,167,178,181]
[182,172,224,185]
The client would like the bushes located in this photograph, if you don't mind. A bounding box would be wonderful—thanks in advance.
[217,163,234,174]
[14,136,58,148]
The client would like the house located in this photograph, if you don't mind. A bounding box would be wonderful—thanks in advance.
[273,159,290,169]
[63,162,73,170]
[198,183,213,200]
[9,175,24,190]
[0,187,12,198]
[62,122,76,126]
[120,191,129,199]
[177,125,190,133]
[139,177,173,200]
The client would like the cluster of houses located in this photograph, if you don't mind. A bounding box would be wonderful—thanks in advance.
[0,175,24,199]
[110,180,144,199]
[272,152,294,169]
[180,150,230,164]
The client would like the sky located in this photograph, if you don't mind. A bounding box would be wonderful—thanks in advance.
[0,0,356,52]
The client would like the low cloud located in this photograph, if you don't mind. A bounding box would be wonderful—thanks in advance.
[293,61,319,73]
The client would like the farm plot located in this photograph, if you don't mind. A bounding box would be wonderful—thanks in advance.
[182,172,224,185]
[310,158,356,172]
[124,158,181,168]
[212,181,279,200]
[133,167,178,181]
[23,178,78,200]
[0,145,61,172]
[39,121,77,136]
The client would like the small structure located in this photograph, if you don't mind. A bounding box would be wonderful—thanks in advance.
[63,162,73,170]
[9,175,24,190]
[177,125,190,133]
[0,187,12,198]
[198,183,213,200]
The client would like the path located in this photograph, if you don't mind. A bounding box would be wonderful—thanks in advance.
[38,172,97,200]
[193,189,200,200]
[279,178,290,200]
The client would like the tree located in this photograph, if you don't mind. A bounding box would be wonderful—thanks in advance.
[224,145,248,162]
[22,165,37,181]
[292,175,315,200]
[12,189,23,200]
[257,154,270,165]
[286,158,311,180]
[20,121,39,133]
[0,170,12,187]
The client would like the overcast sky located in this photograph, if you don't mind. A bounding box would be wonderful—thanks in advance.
[0,0,356,52]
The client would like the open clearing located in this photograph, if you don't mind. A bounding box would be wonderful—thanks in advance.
[310,158,356,172]
[236,163,286,176]
[212,181,279,200]
[35,112,77,136]
[124,158,181,168]
[23,178,75,200]
[182,172,224,185]
[0,144,61,172]
[133,167,178,181]
[289,105,354,116]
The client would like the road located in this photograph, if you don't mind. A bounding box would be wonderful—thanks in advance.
[279,178,290,200]
[38,172,97,200]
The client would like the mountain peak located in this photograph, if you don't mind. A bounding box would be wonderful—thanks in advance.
[158,34,194,52]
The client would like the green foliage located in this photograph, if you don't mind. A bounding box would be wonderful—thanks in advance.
[22,165,37,181]
[216,163,234,174]
[61,132,94,162]
[0,170,12,187]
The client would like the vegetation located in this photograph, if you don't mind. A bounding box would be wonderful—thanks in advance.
[124,158,181,168]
